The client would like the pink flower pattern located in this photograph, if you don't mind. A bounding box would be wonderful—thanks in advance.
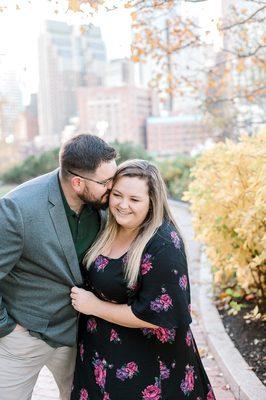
[79,388,89,400]
[207,384,215,400]
[140,253,153,275]
[186,329,192,347]
[79,342,84,362]
[94,255,109,272]
[142,378,161,400]
[142,327,176,344]
[180,364,195,395]
[87,317,97,333]
[116,361,139,381]
[170,231,181,249]
[159,361,170,380]
[179,274,188,290]
[92,353,111,391]
[150,291,173,313]
[110,329,121,344]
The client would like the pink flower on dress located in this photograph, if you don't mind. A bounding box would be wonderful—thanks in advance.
[110,329,121,344]
[79,343,84,362]
[180,364,195,395]
[140,253,153,275]
[150,292,173,313]
[79,388,88,400]
[142,382,161,400]
[155,327,176,343]
[87,317,97,333]
[186,329,192,347]
[92,355,107,390]
[103,393,110,400]
[142,327,176,344]
[94,255,109,272]
[116,361,139,381]
[179,274,188,290]
[207,384,215,400]
[170,231,181,249]
[159,361,170,380]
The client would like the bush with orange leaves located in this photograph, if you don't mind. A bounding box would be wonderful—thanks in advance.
[183,131,266,313]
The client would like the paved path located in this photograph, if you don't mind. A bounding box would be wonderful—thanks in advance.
[32,203,236,399]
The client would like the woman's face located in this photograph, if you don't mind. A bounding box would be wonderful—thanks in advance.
[109,176,150,230]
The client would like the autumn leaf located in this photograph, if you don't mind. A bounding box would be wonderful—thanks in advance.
[236,60,245,73]
[68,0,82,12]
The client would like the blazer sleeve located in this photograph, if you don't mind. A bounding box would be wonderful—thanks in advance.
[129,240,192,329]
[0,197,24,329]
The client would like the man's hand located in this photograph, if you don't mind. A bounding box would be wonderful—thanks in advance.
[70,287,99,315]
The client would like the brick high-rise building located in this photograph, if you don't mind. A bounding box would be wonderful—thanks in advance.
[146,114,210,155]
[77,86,159,147]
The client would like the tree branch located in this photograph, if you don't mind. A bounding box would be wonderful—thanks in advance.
[221,5,266,30]
[222,44,265,58]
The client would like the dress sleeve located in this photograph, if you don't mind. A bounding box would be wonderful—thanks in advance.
[129,239,192,329]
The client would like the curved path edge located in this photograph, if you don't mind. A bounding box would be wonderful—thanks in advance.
[199,251,266,400]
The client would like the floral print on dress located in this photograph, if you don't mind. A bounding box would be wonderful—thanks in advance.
[94,255,109,272]
[142,327,176,344]
[180,364,195,396]
[110,329,121,344]
[79,388,89,400]
[71,222,215,400]
[150,288,173,313]
[116,361,139,381]
[87,317,97,333]
[170,231,181,249]
[179,274,188,290]
[79,343,84,362]
[159,361,170,380]
[185,329,192,347]
[207,384,215,400]
[140,253,153,275]
[92,353,113,392]
[142,378,161,400]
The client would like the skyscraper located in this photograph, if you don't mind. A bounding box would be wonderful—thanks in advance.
[38,21,76,146]
[37,21,107,147]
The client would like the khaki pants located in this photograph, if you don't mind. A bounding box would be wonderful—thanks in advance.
[0,325,76,400]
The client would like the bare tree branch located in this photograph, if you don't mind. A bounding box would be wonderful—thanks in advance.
[222,44,266,58]
[221,5,266,30]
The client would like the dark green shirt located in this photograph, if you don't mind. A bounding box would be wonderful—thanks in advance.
[59,182,100,264]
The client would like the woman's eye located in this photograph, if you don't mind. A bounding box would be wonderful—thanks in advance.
[131,199,139,202]
[113,193,121,197]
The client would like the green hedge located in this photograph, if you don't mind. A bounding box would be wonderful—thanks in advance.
[1,142,194,201]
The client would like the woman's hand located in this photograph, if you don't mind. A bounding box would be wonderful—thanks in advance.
[70,287,99,315]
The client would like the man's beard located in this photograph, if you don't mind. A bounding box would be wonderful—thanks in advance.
[78,191,110,210]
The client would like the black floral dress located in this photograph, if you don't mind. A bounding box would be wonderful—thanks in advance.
[71,221,216,400]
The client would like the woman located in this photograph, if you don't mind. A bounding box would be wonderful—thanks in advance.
[70,160,215,400]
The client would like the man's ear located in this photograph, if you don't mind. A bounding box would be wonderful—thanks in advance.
[71,177,83,192]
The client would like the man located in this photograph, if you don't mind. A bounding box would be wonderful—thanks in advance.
[0,134,117,400]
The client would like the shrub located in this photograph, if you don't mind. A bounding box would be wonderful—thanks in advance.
[183,132,266,312]
[111,140,153,164]
[157,156,195,200]
[2,148,59,184]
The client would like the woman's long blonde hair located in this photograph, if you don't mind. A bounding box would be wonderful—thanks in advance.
[84,159,181,288]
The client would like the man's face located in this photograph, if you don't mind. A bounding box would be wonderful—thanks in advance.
[77,160,117,209]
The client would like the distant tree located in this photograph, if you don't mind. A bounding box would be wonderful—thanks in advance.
[110,140,153,164]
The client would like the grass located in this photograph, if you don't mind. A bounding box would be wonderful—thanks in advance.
[0,184,16,197]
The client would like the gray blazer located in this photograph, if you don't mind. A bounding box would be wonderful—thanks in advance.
[0,169,103,347]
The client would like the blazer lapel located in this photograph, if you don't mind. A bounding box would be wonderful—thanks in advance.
[48,170,83,285]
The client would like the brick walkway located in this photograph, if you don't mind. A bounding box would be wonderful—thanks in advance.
[32,203,236,399]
